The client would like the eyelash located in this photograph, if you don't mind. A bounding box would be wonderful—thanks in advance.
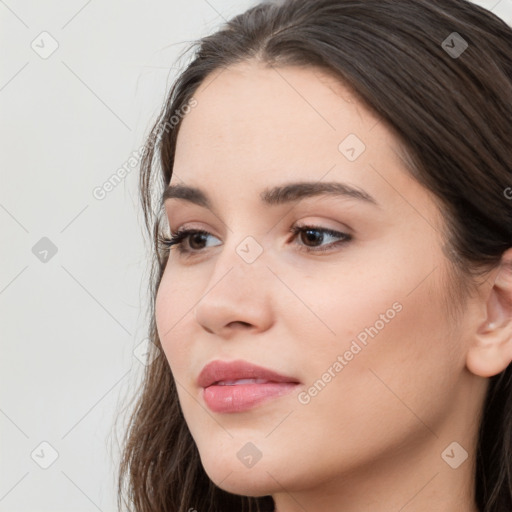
[158,224,352,256]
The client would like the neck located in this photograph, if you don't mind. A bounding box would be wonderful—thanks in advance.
[272,428,480,512]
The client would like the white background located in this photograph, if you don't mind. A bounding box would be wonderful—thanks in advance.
[1,1,510,511]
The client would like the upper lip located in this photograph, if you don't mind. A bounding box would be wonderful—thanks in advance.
[197,359,300,388]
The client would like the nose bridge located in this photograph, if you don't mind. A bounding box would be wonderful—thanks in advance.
[210,231,270,297]
[193,230,275,333]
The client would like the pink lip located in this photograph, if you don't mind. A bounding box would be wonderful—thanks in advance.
[197,359,301,413]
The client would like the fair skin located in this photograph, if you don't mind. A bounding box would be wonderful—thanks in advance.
[154,61,512,512]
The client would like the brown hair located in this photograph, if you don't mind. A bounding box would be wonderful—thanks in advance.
[116,1,512,510]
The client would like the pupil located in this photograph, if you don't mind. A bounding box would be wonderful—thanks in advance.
[303,229,322,246]
[190,233,206,249]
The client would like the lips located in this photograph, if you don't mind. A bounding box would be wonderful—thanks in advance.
[198,360,301,413]
[197,359,300,389]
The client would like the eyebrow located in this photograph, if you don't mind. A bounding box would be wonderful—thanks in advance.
[161,181,380,209]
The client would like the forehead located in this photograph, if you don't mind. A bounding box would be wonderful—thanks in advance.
[176,61,381,157]
[170,61,435,224]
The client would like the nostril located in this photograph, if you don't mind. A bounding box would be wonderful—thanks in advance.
[228,321,252,328]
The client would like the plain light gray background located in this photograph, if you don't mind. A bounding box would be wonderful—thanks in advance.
[1,1,511,511]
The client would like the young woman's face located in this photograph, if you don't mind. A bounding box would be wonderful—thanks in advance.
[155,61,485,507]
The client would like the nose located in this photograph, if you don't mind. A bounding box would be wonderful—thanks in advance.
[193,249,275,338]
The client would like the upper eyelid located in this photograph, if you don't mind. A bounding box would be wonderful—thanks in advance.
[169,222,350,238]
[167,212,354,232]
[169,224,351,244]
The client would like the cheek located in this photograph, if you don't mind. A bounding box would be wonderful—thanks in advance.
[309,269,459,430]
[151,241,465,490]
[154,271,195,375]
[292,245,461,408]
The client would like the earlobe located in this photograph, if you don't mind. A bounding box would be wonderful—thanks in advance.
[466,249,512,378]
[466,335,512,378]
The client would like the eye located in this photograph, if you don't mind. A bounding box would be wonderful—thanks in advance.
[158,228,220,255]
[289,223,352,253]
[158,223,352,257]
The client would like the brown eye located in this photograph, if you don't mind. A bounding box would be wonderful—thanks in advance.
[187,232,209,250]
[158,228,220,255]
[289,224,352,253]
[299,228,326,247]
[158,224,352,257]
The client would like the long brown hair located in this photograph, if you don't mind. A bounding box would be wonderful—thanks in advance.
[116,1,512,510]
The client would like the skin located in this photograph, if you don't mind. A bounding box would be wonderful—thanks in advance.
[154,60,512,512]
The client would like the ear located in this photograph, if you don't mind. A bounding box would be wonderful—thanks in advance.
[466,248,512,378]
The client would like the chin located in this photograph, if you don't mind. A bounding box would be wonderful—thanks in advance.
[199,450,282,497]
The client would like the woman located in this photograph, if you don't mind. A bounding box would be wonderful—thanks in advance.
[117,0,512,510]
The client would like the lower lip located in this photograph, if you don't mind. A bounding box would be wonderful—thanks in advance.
[202,382,299,413]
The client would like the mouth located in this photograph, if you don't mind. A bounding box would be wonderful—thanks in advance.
[214,378,277,385]
[197,360,301,413]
